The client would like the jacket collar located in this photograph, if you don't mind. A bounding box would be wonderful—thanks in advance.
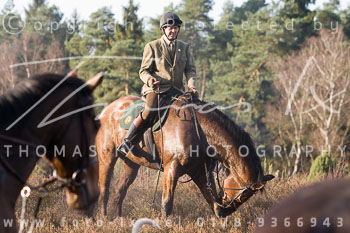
[162,35,176,46]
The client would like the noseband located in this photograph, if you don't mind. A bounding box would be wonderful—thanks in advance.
[221,184,259,207]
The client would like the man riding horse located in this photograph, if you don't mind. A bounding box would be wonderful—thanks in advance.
[117,12,198,156]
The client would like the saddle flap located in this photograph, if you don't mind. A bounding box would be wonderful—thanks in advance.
[143,128,160,163]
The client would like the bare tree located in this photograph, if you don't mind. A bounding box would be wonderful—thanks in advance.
[0,32,66,94]
[268,54,311,176]
[0,39,20,93]
[301,30,350,154]
[17,32,66,78]
[267,29,350,176]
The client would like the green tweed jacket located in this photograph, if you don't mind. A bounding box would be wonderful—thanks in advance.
[139,36,197,95]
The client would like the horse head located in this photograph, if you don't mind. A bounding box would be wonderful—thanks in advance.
[39,72,104,210]
[215,135,274,217]
[194,101,274,217]
[216,158,274,217]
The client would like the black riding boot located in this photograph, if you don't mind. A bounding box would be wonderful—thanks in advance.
[117,114,146,156]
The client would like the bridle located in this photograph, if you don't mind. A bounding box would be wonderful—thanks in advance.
[204,159,260,209]
[0,90,98,196]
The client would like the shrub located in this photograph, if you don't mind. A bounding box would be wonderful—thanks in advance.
[308,151,335,181]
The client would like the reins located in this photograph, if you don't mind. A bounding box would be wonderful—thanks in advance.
[156,82,165,171]
[0,134,92,219]
[148,90,258,208]
[152,82,164,205]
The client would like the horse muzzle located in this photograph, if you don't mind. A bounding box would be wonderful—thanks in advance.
[65,179,99,210]
[62,163,100,210]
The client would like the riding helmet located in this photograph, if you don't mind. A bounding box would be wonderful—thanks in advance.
[160,12,183,29]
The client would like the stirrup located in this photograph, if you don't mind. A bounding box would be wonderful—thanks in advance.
[117,140,132,156]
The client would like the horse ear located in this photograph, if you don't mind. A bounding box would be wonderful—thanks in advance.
[67,69,78,78]
[262,174,275,182]
[86,72,105,92]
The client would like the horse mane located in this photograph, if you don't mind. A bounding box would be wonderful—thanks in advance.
[192,98,263,170]
[0,73,87,127]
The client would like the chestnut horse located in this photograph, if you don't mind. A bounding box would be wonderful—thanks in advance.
[254,178,350,233]
[97,94,274,218]
[0,72,103,232]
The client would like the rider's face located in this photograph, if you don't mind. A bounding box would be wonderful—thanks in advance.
[163,26,179,40]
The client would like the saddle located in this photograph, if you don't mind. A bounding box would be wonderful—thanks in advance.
[120,88,183,131]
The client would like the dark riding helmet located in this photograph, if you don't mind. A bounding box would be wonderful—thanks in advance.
[160,12,183,29]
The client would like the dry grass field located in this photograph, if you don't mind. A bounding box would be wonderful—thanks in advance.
[13,161,329,233]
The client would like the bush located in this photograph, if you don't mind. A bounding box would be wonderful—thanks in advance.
[308,151,335,181]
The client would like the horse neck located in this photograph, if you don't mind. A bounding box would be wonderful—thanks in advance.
[0,118,49,192]
[0,93,67,189]
[0,140,39,200]
[196,113,239,160]
[196,111,263,183]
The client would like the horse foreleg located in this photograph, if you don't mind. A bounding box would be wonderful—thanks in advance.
[189,164,224,218]
[98,148,118,216]
[161,161,179,217]
[114,159,140,217]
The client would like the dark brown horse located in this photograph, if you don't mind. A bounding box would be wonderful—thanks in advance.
[254,178,350,233]
[96,94,273,218]
[0,72,103,232]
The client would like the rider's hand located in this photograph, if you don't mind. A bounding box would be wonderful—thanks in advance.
[147,77,157,87]
[189,87,198,95]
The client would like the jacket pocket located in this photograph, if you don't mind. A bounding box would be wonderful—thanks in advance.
[179,55,187,65]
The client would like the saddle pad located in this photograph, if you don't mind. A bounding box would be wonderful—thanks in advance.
[120,100,145,129]
[120,99,170,131]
